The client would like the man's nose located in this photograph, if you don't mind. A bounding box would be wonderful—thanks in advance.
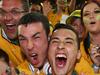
[57,41,65,50]
[90,13,95,19]
[27,40,34,51]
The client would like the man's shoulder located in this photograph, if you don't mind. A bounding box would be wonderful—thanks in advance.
[75,57,94,75]
[17,60,32,75]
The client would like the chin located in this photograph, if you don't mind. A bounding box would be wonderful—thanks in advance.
[7,33,17,39]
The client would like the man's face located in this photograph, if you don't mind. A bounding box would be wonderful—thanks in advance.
[48,29,80,75]
[72,18,84,39]
[0,0,25,39]
[18,22,48,68]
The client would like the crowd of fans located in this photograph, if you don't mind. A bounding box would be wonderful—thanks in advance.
[0,0,100,75]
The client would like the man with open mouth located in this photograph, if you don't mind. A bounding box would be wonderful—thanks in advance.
[48,23,81,75]
[0,0,29,67]
[17,12,50,75]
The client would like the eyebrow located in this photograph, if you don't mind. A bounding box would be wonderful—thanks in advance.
[51,37,74,41]
[18,34,25,38]
[32,32,40,37]
[18,32,40,38]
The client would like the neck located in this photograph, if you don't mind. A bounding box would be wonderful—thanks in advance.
[89,32,100,46]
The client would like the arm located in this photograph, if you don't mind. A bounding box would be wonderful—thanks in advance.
[68,0,76,14]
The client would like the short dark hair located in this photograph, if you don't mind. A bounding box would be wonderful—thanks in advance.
[18,12,50,37]
[52,23,80,49]
[0,49,9,65]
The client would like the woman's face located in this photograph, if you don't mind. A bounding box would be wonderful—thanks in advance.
[82,2,100,33]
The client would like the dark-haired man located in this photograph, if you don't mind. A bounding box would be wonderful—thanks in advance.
[17,12,50,75]
[48,23,81,75]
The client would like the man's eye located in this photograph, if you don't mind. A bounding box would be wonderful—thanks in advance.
[65,41,73,44]
[11,11,21,14]
[34,36,40,39]
[0,9,6,15]
[51,40,59,43]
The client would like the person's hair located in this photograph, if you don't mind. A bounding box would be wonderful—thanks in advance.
[0,49,9,65]
[81,1,100,55]
[18,12,50,37]
[21,0,30,12]
[52,23,80,49]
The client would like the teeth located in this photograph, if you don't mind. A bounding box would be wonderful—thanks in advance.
[6,24,14,26]
[90,22,95,24]
[56,54,66,58]
[31,53,37,57]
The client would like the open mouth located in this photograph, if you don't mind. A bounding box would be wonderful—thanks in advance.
[30,53,39,65]
[6,24,16,30]
[90,22,96,24]
[95,55,100,62]
[31,53,38,59]
[55,54,67,68]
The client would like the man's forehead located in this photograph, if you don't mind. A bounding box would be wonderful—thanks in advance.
[2,0,22,6]
[2,0,22,3]
[1,0,23,10]
[52,29,76,39]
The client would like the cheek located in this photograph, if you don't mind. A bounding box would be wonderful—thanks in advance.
[48,46,55,55]
[20,41,27,47]
[20,42,27,52]
[83,17,90,25]
[96,15,100,21]
[48,45,55,57]
[68,51,77,64]
[67,46,78,57]
[14,14,23,20]
[48,49,55,64]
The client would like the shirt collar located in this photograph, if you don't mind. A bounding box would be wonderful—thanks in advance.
[1,29,19,45]
[29,62,51,75]
[1,29,11,42]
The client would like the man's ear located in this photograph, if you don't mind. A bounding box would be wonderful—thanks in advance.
[77,50,81,60]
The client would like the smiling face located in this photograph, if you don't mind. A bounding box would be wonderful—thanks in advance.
[48,29,80,75]
[18,22,48,68]
[82,2,100,33]
[0,0,25,39]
